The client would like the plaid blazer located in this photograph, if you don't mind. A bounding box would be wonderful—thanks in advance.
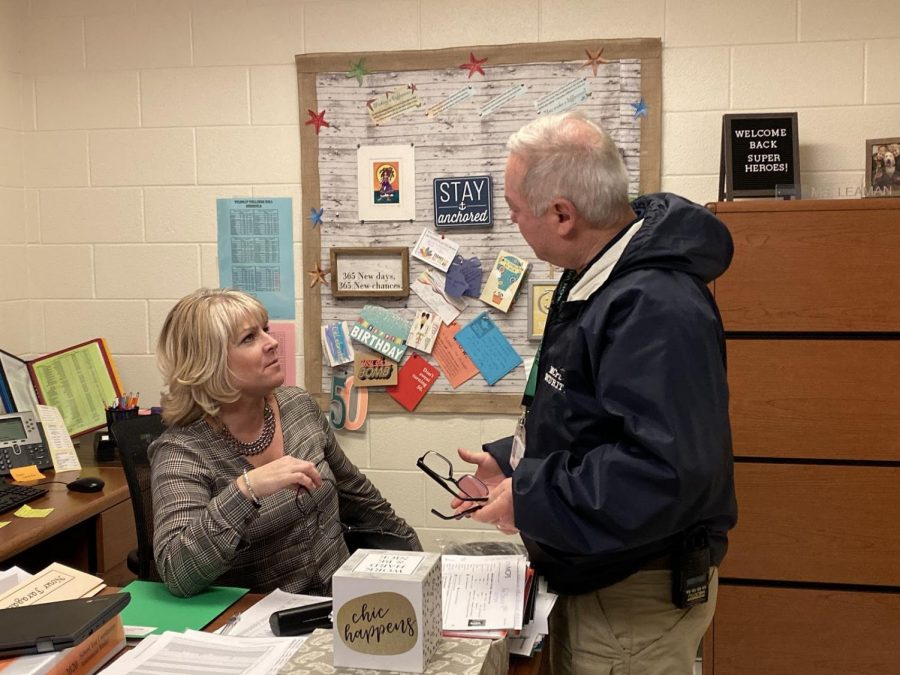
[149,387,420,597]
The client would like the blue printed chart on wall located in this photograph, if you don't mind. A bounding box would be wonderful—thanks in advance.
[217,198,295,320]
[296,38,661,413]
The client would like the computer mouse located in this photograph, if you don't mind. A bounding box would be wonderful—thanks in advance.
[66,476,106,493]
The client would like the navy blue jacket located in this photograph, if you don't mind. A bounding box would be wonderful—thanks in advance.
[486,193,738,595]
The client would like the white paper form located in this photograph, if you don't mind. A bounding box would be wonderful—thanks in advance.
[37,404,80,473]
[102,630,304,675]
[218,588,328,638]
[441,555,527,630]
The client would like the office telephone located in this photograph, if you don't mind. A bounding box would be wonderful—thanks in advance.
[0,411,52,476]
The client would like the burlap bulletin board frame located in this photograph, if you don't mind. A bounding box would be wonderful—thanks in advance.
[296,38,661,414]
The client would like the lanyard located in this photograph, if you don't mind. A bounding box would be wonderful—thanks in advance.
[521,270,578,408]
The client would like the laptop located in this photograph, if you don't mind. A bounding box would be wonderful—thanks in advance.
[0,593,130,657]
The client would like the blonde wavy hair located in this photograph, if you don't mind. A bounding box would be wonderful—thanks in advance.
[157,288,268,427]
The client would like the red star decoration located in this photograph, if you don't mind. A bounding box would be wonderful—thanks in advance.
[307,262,329,288]
[459,52,487,78]
[304,109,329,135]
[366,98,376,111]
[407,83,417,93]
[582,48,610,77]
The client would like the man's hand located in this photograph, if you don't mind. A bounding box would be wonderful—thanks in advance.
[470,478,518,534]
[451,448,517,534]
[236,456,322,501]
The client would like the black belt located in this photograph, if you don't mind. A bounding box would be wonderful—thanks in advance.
[641,552,673,570]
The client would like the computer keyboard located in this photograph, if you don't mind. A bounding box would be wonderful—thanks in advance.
[0,482,49,514]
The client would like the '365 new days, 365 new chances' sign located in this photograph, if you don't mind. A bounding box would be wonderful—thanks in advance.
[433,176,493,228]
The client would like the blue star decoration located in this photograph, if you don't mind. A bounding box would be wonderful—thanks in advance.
[630,97,648,119]
[308,207,324,228]
[346,58,368,87]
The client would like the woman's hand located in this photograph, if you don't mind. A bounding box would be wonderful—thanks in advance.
[236,456,322,501]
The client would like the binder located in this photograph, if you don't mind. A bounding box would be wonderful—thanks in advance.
[0,339,123,437]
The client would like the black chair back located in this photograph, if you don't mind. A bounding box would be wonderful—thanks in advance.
[110,414,165,581]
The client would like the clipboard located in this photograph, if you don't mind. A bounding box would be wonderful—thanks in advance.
[0,592,130,657]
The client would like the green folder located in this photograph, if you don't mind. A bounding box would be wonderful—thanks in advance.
[118,580,249,637]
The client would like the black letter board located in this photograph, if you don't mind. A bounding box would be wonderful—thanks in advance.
[719,112,800,200]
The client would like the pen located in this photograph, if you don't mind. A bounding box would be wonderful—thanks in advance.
[220,612,241,635]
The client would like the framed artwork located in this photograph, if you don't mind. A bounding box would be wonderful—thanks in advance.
[865,137,900,197]
[330,247,409,298]
[527,279,557,341]
[356,144,416,221]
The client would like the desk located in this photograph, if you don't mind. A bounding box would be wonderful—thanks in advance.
[205,593,542,675]
[0,467,135,579]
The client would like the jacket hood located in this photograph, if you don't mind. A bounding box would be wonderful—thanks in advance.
[612,193,734,285]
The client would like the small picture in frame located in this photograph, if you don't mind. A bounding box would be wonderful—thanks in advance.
[527,279,557,341]
[865,137,900,197]
[330,247,409,298]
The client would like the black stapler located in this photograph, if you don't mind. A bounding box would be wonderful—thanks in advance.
[269,600,333,637]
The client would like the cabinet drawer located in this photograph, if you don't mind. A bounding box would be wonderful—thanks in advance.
[728,339,900,461]
[711,584,900,675]
[721,464,900,585]
[711,199,900,332]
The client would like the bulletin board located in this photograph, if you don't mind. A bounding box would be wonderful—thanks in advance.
[296,38,661,414]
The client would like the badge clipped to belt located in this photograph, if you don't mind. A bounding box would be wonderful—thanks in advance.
[672,525,711,609]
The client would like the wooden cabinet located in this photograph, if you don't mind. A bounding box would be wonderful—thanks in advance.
[704,199,900,675]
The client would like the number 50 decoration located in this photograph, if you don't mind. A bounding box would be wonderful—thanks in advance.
[329,372,369,431]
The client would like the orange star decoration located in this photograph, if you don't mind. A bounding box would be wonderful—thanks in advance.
[582,48,610,77]
[459,52,487,78]
[307,262,329,288]
[304,109,330,135]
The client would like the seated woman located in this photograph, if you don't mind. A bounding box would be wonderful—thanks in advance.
[150,288,420,597]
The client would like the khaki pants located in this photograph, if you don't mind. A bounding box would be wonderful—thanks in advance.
[540,568,718,675]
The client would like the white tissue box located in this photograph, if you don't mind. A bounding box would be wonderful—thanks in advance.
[332,549,442,673]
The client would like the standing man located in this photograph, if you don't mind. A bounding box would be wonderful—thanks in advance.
[452,112,737,675]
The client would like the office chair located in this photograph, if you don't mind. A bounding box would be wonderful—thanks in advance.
[110,414,165,581]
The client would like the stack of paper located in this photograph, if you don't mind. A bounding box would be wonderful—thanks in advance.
[440,554,556,656]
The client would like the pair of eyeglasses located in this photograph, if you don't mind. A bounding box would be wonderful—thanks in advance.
[416,451,488,520]
[295,477,410,544]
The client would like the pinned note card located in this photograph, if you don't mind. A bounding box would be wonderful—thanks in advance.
[432,322,478,389]
[386,354,440,412]
[454,313,523,386]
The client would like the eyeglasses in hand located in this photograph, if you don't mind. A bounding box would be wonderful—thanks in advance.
[416,451,488,520]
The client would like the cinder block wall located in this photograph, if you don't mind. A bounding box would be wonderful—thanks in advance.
[1,0,898,549]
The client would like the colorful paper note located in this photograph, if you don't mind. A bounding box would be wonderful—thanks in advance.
[431,322,478,389]
[0,522,9,528]
[350,305,410,362]
[14,504,54,518]
[411,269,466,325]
[454,313,523,386]
[413,229,460,272]
[480,250,528,313]
[353,346,398,387]
[406,310,441,354]
[386,355,440,412]
[322,321,355,367]
[10,465,45,482]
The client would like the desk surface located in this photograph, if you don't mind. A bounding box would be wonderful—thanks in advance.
[205,593,542,675]
[0,466,130,563]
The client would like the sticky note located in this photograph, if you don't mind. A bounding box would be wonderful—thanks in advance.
[14,504,54,518]
[10,465,46,482]
[0,521,9,528]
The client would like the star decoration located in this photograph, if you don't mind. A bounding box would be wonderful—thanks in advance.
[308,207,324,228]
[307,262,329,288]
[458,52,487,78]
[366,98,376,111]
[407,83,417,93]
[346,58,368,86]
[305,109,330,134]
[582,48,610,77]
[630,97,648,119]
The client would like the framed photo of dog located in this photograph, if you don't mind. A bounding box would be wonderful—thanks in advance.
[865,137,900,197]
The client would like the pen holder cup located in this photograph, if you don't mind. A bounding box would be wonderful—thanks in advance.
[105,406,139,429]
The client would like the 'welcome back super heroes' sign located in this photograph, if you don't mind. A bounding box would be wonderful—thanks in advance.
[432,175,493,228]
